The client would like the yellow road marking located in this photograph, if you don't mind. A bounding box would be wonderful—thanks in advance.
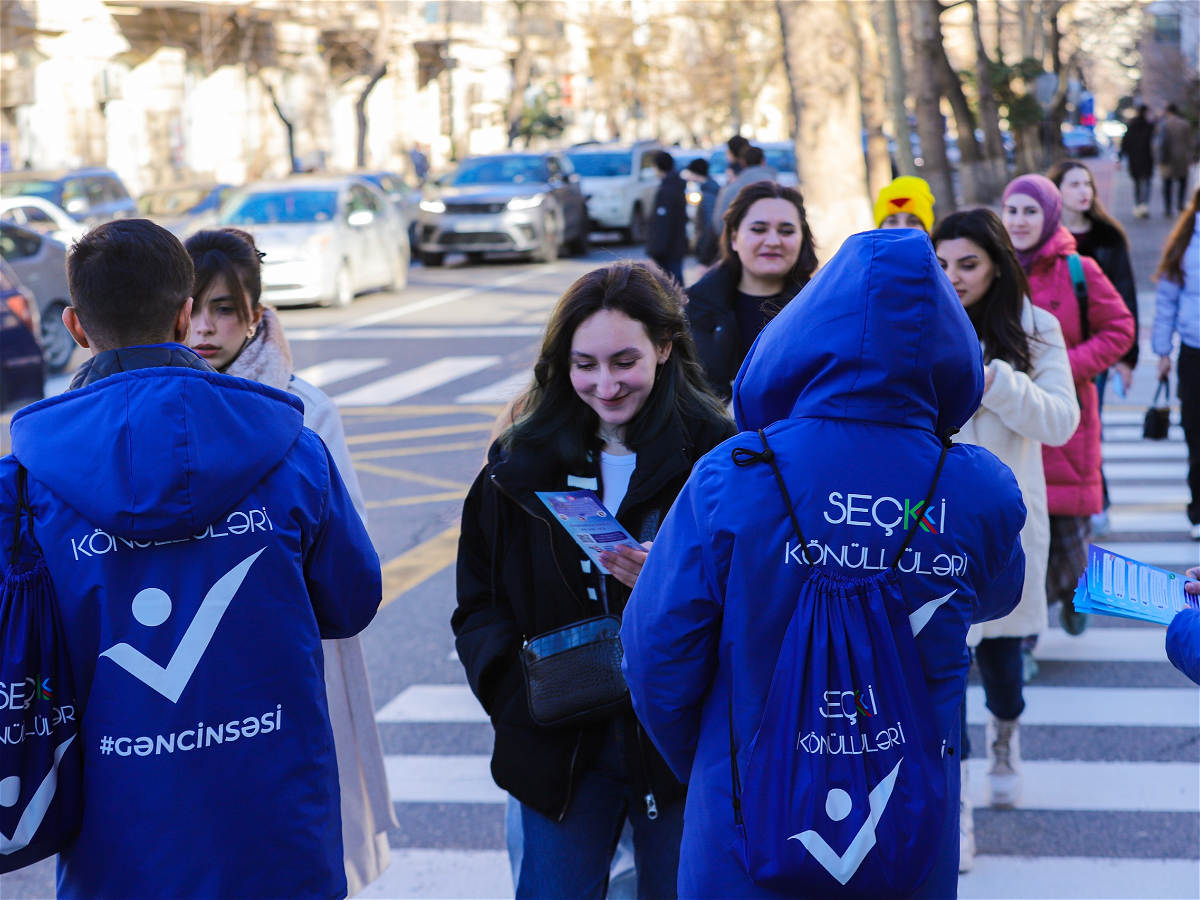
[379,523,462,608]
[339,404,505,417]
[354,461,470,491]
[365,490,467,510]
[345,422,494,446]
[351,440,489,461]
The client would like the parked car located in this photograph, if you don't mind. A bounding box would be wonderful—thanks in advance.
[0,196,88,246]
[0,222,75,373]
[0,257,45,412]
[138,183,234,237]
[1062,128,1101,158]
[218,175,409,307]
[707,141,799,188]
[357,170,421,251]
[0,167,137,226]
[564,140,662,243]
[417,152,589,266]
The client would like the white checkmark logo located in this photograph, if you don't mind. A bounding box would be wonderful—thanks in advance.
[909,589,955,637]
[0,734,75,856]
[789,759,903,885]
[99,549,265,703]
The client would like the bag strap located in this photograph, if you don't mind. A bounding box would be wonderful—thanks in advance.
[1067,253,1090,341]
[1152,376,1170,408]
[8,464,38,569]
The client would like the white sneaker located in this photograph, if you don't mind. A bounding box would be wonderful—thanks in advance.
[1091,510,1110,536]
[959,760,975,873]
[986,716,1022,808]
[1191,523,1199,541]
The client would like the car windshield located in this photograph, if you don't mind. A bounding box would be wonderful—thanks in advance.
[220,190,338,225]
[139,188,210,217]
[1,180,59,203]
[763,147,796,172]
[565,152,632,178]
[450,157,546,186]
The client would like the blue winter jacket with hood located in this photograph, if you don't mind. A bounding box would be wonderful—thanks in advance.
[622,230,1027,899]
[1,347,381,899]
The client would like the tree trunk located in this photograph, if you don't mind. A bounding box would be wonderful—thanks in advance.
[507,0,532,147]
[263,78,299,174]
[970,0,1008,191]
[931,6,986,203]
[1046,0,1069,163]
[776,0,874,262]
[909,0,956,218]
[853,1,895,197]
[355,63,387,168]
[884,0,916,176]
[1018,0,1035,60]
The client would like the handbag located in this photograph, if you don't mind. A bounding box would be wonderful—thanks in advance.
[1143,377,1172,440]
[522,610,630,728]
[1,465,84,872]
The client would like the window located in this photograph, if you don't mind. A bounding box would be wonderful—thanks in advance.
[0,224,42,260]
[1154,13,1181,44]
[565,152,631,177]
[103,177,130,201]
[17,207,56,234]
[545,156,563,181]
[219,190,339,225]
[450,156,548,186]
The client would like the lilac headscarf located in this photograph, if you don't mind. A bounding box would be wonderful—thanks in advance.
[1003,174,1063,269]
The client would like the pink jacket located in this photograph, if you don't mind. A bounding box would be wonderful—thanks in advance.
[1029,226,1136,516]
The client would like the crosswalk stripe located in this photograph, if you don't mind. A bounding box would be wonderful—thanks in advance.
[1102,409,1178,426]
[966,686,1198,727]
[334,356,502,406]
[455,370,532,405]
[965,759,1198,811]
[1107,484,1190,505]
[957,856,1199,900]
[1103,441,1186,459]
[1092,540,1199,567]
[1104,424,1185,441]
[1102,461,1187,480]
[384,754,505,804]
[293,358,387,388]
[1032,627,1170,663]
[353,849,512,899]
[1107,510,1193,532]
[377,684,487,723]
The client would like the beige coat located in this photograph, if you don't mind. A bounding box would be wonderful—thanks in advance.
[963,301,1079,641]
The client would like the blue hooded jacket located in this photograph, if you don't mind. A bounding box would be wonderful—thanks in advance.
[1,350,381,899]
[622,231,1027,898]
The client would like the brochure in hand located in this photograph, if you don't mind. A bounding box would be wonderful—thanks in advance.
[536,489,643,576]
[1072,544,1197,626]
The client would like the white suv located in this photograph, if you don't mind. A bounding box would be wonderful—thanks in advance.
[565,141,663,244]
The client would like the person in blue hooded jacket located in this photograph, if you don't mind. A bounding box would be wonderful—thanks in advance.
[0,219,381,899]
[1166,570,1200,685]
[621,229,1027,899]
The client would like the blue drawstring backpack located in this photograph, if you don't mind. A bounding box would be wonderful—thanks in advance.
[727,430,951,897]
[1,465,82,872]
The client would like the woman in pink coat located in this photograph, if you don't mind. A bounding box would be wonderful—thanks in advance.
[1001,174,1136,635]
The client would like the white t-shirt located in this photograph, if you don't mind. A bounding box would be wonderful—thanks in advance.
[600,451,638,515]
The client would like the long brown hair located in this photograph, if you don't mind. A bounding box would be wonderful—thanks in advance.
[183,228,264,324]
[1157,187,1200,285]
[1047,160,1128,250]
[502,261,730,471]
[719,181,818,291]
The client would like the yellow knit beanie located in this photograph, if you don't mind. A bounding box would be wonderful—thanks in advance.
[874,176,936,231]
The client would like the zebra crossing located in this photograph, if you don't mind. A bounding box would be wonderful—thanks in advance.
[293,355,531,408]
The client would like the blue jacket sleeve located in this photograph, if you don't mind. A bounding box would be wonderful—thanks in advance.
[1166,607,1200,685]
[622,467,725,783]
[304,440,382,639]
[964,447,1027,625]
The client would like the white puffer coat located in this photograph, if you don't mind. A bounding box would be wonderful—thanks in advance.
[963,300,1080,640]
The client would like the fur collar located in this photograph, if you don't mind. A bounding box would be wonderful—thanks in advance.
[224,307,293,391]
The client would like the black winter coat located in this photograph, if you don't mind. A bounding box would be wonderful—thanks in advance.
[646,171,688,263]
[1120,117,1155,178]
[452,410,735,821]
[1074,218,1139,367]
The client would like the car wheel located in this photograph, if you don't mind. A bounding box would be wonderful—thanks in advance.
[466,251,485,265]
[535,213,561,263]
[567,228,590,257]
[625,205,646,245]
[334,262,355,307]
[41,302,76,374]
[422,251,445,267]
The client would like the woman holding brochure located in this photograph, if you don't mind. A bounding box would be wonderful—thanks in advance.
[453,260,734,898]
[932,210,1079,869]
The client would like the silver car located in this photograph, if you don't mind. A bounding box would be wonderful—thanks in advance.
[0,222,74,373]
[218,176,409,307]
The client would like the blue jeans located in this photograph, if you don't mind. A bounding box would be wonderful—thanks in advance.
[516,721,683,899]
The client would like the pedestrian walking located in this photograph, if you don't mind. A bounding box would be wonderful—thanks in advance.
[1,219,381,899]
[621,228,1027,899]
[1152,187,1200,540]
[184,227,397,895]
[1050,160,1141,534]
[725,134,750,180]
[712,146,779,232]
[687,181,818,401]
[682,158,720,269]
[1001,175,1136,635]
[645,150,688,286]
[452,261,734,899]
[932,210,1079,867]
[874,175,936,232]
[1120,105,1155,218]
[1157,105,1195,218]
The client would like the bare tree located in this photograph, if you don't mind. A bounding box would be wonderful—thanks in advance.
[854,1,894,198]
[776,0,874,261]
[910,0,956,217]
[970,0,1008,193]
[884,0,916,176]
[507,0,533,147]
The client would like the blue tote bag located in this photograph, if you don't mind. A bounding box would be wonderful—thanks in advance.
[1,465,83,872]
[727,430,950,897]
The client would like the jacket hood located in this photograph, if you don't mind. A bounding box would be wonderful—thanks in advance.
[9,367,304,541]
[1030,224,1078,268]
[733,229,983,436]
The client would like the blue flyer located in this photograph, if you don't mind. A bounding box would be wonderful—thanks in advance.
[535,489,643,576]
[1072,544,1196,626]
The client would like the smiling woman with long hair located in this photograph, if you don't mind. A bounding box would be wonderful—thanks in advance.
[453,261,733,898]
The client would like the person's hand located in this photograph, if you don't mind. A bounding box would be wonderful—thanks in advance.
[1185,567,1199,597]
[1158,355,1173,381]
[983,364,996,394]
[1115,361,1135,393]
[599,541,653,590]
